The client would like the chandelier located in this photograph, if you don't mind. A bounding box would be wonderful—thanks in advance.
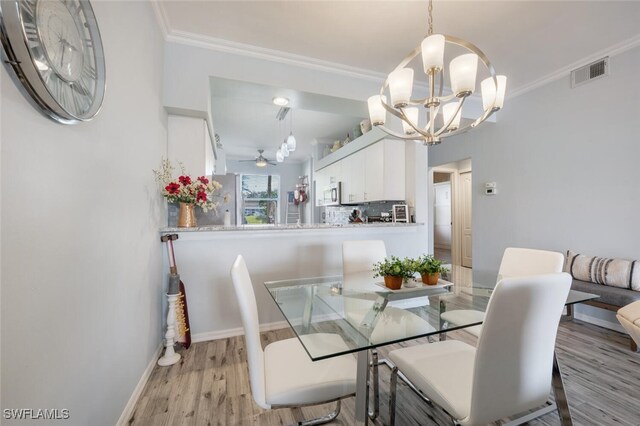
[367,0,507,146]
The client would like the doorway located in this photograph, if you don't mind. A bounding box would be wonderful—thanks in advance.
[433,173,453,265]
[431,159,472,268]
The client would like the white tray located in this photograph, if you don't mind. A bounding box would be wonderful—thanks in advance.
[374,278,453,293]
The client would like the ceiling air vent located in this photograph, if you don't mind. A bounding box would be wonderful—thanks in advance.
[571,57,609,88]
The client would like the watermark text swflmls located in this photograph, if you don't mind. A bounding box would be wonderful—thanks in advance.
[3,409,70,420]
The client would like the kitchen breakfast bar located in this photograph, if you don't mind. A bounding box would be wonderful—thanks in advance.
[160,223,427,342]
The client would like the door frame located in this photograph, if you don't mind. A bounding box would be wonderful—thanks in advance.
[429,167,461,266]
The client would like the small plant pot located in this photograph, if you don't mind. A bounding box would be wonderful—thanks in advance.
[384,275,403,290]
[421,272,440,286]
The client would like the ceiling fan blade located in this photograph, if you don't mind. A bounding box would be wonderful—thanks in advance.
[268,161,277,166]
[238,159,258,162]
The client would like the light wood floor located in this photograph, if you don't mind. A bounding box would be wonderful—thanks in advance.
[128,320,640,425]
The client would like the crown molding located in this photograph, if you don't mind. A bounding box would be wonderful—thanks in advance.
[151,2,640,102]
[150,1,434,90]
[149,0,170,39]
[508,33,640,100]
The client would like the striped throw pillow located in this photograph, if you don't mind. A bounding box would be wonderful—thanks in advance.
[565,250,640,291]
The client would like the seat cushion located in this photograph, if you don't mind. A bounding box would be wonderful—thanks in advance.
[264,334,357,407]
[440,309,484,337]
[572,279,640,307]
[388,340,475,420]
[347,307,436,344]
[617,300,640,322]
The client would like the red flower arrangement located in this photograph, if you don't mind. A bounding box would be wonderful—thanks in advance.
[154,160,222,212]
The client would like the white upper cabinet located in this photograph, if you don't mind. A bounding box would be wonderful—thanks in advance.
[341,150,365,204]
[341,139,405,204]
[315,138,406,205]
[167,115,215,177]
[315,161,343,206]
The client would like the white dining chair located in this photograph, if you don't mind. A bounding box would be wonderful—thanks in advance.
[230,255,357,424]
[441,247,565,337]
[342,240,435,420]
[388,273,572,425]
[342,239,387,276]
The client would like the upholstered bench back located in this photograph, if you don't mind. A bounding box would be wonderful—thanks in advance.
[565,250,640,292]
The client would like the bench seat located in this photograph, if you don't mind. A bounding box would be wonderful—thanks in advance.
[570,279,640,351]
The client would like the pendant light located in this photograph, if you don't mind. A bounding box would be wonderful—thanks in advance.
[281,140,290,157]
[286,109,296,151]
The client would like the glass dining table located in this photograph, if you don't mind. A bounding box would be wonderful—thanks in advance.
[264,267,598,426]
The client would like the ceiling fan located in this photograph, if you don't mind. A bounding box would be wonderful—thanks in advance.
[239,149,277,167]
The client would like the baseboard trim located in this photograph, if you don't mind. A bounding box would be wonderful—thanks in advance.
[191,320,289,343]
[116,343,164,426]
[574,311,625,334]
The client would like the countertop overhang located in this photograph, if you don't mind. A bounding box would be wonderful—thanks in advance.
[160,222,424,240]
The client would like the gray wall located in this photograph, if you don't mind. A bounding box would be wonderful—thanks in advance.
[429,46,640,287]
[1,2,166,424]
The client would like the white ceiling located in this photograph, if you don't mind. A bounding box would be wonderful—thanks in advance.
[209,77,366,162]
[159,1,640,160]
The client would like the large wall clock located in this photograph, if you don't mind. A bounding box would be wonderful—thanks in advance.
[0,0,106,124]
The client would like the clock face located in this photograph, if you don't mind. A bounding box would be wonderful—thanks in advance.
[0,0,105,123]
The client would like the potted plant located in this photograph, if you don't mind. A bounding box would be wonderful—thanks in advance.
[373,256,414,290]
[413,254,449,285]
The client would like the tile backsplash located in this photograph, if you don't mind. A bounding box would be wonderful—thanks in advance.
[322,201,407,224]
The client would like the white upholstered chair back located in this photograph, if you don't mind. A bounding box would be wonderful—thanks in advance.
[497,248,564,282]
[467,273,571,425]
[230,255,268,409]
[342,240,387,277]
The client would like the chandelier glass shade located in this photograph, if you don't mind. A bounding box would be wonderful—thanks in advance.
[368,3,507,146]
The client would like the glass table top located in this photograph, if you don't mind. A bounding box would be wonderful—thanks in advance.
[264,268,598,361]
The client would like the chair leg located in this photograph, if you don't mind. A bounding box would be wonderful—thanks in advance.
[297,400,342,426]
[369,349,379,420]
[389,366,399,426]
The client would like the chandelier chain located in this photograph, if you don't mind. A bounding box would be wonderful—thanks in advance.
[427,0,433,35]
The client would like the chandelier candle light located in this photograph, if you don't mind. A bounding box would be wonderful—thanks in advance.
[368,0,507,146]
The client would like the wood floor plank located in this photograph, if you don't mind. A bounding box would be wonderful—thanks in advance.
[131,320,640,425]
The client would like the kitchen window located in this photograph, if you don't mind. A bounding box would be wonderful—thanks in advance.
[240,174,280,225]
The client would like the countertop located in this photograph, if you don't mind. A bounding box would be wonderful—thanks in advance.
[160,222,423,233]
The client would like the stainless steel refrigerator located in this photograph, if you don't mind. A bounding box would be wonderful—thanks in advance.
[192,173,239,226]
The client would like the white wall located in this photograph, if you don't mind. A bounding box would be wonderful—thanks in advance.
[0,2,166,424]
[172,225,427,339]
[428,46,640,315]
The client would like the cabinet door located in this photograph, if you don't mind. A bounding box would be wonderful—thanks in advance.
[340,155,353,204]
[168,115,212,177]
[364,142,384,202]
[343,151,365,204]
[381,139,406,201]
[325,161,342,185]
[314,168,327,206]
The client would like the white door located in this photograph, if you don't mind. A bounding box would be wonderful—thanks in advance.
[460,172,473,268]
[434,182,452,249]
